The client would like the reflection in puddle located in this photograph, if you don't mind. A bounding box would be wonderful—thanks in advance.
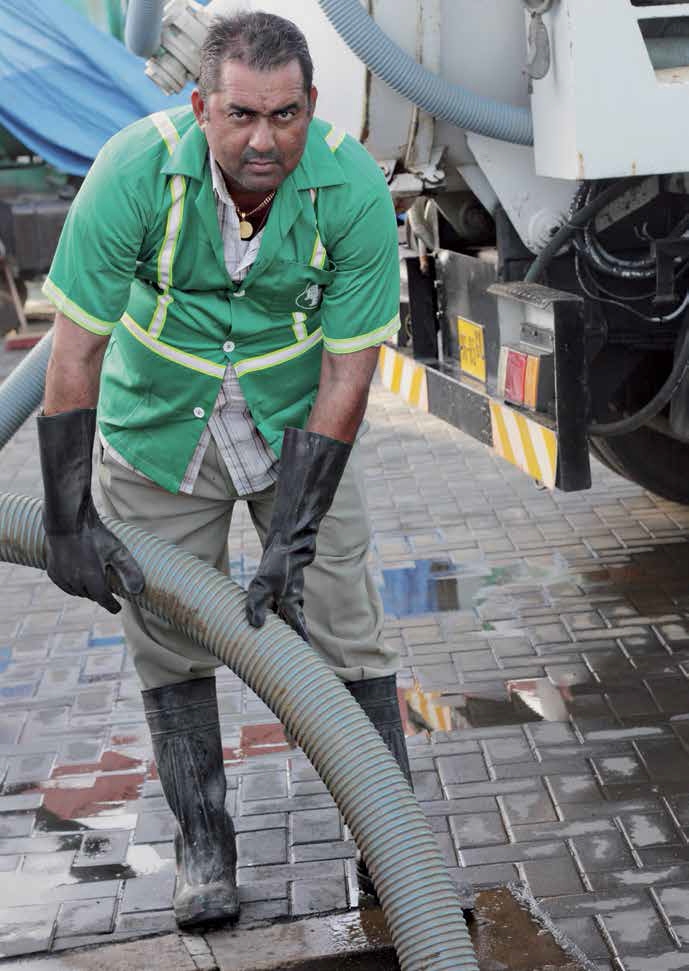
[231,722,290,759]
[380,556,570,618]
[404,684,534,732]
[381,559,461,616]
[507,678,570,722]
[405,677,577,734]
[41,763,146,822]
[403,686,454,733]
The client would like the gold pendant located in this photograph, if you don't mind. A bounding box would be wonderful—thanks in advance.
[239,219,253,240]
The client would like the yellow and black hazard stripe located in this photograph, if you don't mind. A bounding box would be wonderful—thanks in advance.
[489,401,557,489]
[378,344,559,489]
[378,344,428,411]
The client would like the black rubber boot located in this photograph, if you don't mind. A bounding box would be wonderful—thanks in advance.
[346,674,413,898]
[142,677,239,929]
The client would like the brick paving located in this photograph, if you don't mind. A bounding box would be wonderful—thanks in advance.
[4,343,689,968]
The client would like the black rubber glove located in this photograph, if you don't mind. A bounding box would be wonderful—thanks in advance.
[246,427,352,640]
[37,408,144,615]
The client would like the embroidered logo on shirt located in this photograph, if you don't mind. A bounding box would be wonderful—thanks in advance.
[296,284,322,310]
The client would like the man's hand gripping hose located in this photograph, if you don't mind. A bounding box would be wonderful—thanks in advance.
[37,408,144,614]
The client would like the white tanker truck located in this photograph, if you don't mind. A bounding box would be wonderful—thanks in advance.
[129,0,689,503]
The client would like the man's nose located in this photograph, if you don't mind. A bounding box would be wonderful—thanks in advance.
[249,118,276,154]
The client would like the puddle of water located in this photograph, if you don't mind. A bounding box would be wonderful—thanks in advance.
[238,889,586,970]
[472,888,585,971]
[381,544,689,637]
[380,556,570,618]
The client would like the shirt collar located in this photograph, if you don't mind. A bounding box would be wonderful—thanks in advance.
[291,119,347,190]
[208,149,234,206]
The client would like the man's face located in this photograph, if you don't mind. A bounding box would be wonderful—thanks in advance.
[192,59,317,193]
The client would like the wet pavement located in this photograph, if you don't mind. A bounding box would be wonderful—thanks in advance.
[4,341,689,969]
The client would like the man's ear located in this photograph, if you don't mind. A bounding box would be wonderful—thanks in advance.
[308,86,318,119]
[191,89,207,128]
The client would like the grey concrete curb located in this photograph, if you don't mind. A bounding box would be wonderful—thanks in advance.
[3,933,203,971]
[1,912,397,971]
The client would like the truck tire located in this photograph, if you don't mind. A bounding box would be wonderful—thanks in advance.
[589,426,689,505]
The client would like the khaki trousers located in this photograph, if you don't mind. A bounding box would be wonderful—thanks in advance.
[98,435,398,690]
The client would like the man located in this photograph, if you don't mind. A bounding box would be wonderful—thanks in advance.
[38,12,411,929]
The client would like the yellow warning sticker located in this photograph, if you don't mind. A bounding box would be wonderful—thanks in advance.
[457,317,486,383]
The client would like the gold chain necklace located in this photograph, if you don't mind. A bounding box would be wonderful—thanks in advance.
[236,191,276,240]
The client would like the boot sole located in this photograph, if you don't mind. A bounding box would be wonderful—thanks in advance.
[175,887,240,930]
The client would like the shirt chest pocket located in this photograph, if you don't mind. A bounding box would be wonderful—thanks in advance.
[247,259,335,317]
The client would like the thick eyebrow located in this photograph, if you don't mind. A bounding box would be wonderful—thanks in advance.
[225,102,302,116]
[272,102,300,115]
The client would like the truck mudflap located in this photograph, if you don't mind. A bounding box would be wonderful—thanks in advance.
[383,267,591,493]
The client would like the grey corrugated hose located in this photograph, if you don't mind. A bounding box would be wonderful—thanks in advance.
[317,0,534,145]
[124,0,165,58]
[0,331,52,450]
[0,347,479,970]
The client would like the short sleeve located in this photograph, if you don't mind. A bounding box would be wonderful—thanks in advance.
[42,141,148,336]
[319,181,400,354]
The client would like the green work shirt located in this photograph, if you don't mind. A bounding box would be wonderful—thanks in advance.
[43,106,400,493]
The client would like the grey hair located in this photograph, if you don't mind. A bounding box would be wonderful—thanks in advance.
[198,12,314,99]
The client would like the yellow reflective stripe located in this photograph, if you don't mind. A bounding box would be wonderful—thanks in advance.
[324,125,346,153]
[515,412,541,481]
[148,292,174,339]
[42,278,117,336]
[307,188,327,269]
[121,313,225,379]
[378,345,428,412]
[490,403,517,468]
[310,231,325,267]
[157,175,186,289]
[150,111,180,155]
[149,174,187,338]
[292,312,308,341]
[489,401,558,488]
[235,328,323,377]
[408,364,425,408]
[148,114,185,338]
[310,231,327,269]
[323,314,401,355]
[532,422,556,485]
[543,424,558,474]
[390,353,404,393]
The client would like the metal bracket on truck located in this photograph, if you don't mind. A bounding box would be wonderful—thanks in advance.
[384,261,589,493]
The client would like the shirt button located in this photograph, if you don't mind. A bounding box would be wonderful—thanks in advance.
[223,340,235,353]
[193,407,205,419]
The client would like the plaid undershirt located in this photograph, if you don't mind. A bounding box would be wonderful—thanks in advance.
[178,152,279,495]
[103,150,280,496]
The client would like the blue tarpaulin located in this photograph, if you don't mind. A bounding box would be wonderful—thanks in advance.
[0,0,191,175]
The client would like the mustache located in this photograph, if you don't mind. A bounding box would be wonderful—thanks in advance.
[242,148,282,164]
